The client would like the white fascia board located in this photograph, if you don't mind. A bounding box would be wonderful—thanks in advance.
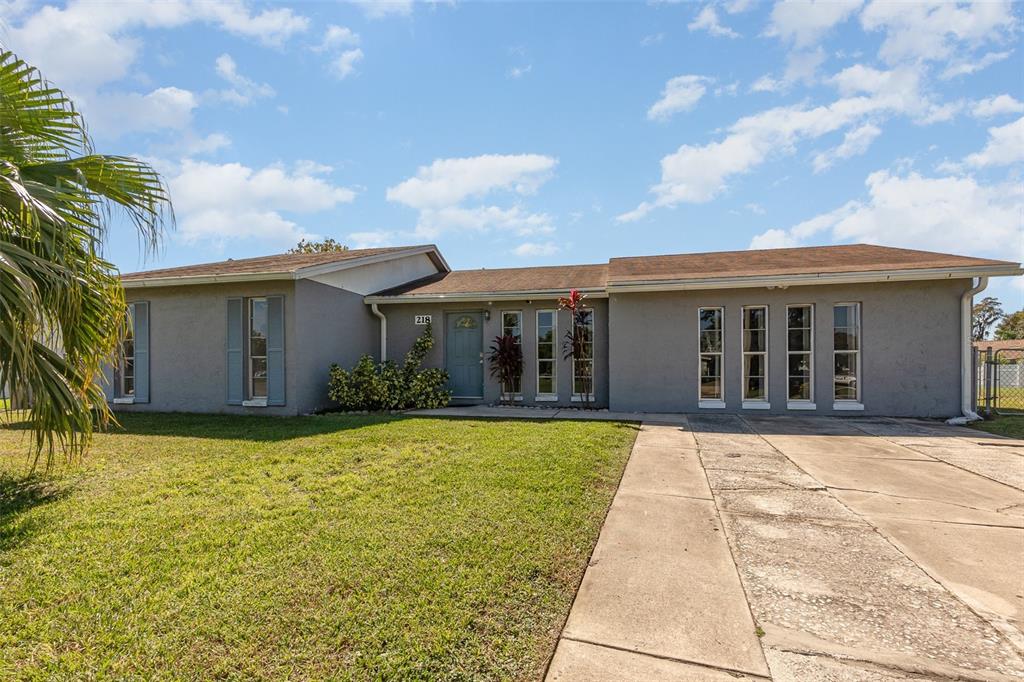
[605,264,1023,293]
[365,287,609,304]
[293,245,447,279]
[122,245,448,289]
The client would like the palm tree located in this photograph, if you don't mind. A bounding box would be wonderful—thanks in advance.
[0,49,172,467]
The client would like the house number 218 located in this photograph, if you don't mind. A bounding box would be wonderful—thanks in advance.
[415,315,432,325]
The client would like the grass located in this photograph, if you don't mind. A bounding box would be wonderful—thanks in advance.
[0,412,637,680]
[969,414,1024,440]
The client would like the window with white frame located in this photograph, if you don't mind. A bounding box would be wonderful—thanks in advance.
[536,310,556,396]
[787,304,813,402]
[502,310,523,394]
[742,305,767,402]
[572,309,595,397]
[249,297,268,400]
[699,307,723,401]
[833,303,861,402]
[120,303,136,397]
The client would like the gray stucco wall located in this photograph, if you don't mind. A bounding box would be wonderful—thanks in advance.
[117,279,382,416]
[381,298,610,407]
[118,281,300,416]
[607,279,968,417]
[291,279,379,413]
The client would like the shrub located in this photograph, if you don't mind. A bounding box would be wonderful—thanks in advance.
[328,323,451,411]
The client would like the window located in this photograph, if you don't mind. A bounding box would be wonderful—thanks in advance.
[787,304,814,403]
[249,297,268,400]
[834,303,861,402]
[572,309,595,397]
[699,307,724,402]
[120,303,136,397]
[742,306,768,403]
[502,311,523,395]
[537,310,557,396]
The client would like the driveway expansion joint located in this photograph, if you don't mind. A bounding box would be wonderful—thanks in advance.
[559,636,773,680]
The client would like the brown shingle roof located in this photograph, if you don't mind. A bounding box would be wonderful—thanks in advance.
[121,246,432,281]
[608,244,1013,283]
[974,339,1024,352]
[373,263,609,297]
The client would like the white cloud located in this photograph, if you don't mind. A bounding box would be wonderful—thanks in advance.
[783,46,827,85]
[965,116,1024,168]
[746,203,766,215]
[349,0,414,19]
[508,64,533,79]
[750,75,783,93]
[212,53,274,105]
[941,50,1012,79]
[766,0,862,48]
[386,154,558,238]
[688,5,739,39]
[812,123,882,172]
[861,0,1017,65]
[3,0,308,91]
[169,159,356,246]
[647,75,710,121]
[972,95,1024,119]
[317,24,360,51]
[182,132,232,156]
[388,154,557,209]
[749,170,1023,263]
[640,32,665,47]
[330,49,364,79]
[513,242,560,257]
[84,87,197,136]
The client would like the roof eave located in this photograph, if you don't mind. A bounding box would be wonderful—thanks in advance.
[605,264,1023,293]
[122,245,449,288]
[366,286,609,304]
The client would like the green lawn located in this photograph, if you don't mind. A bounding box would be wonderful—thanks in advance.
[0,413,637,680]
[969,414,1024,440]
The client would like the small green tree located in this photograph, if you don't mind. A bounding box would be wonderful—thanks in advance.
[995,310,1024,340]
[288,238,348,254]
[972,296,1004,340]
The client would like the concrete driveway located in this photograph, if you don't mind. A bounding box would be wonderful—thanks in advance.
[548,415,1024,681]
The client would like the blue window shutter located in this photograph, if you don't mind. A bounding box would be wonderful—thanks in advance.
[226,298,243,405]
[103,363,117,402]
[134,301,150,403]
[267,295,285,406]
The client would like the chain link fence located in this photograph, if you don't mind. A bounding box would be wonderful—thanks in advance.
[977,348,1024,414]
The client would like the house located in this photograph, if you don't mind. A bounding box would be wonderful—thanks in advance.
[110,243,1021,418]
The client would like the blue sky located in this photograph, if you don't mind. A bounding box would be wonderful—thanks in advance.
[2,0,1022,306]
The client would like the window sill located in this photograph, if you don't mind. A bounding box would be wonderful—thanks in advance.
[833,401,864,411]
[787,401,817,411]
[742,401,771,410]
[570,395,597,402]
[112,397,135,405]
[698,399,727,409]
[535,395,558,402]
[242,399,268,408]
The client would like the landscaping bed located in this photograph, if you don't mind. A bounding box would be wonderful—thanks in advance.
[0,413,636,680]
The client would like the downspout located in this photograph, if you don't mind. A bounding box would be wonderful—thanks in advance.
[948,276,988,424]
[371,303,387,362]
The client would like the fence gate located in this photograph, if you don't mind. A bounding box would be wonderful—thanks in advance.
[977,348,1024,414]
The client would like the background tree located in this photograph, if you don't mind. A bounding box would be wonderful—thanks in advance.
[288,238,348,254]
[972,296,1004,340]
[995,310,1024,340]
[0,50,171,466]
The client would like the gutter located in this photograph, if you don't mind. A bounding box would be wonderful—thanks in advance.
[948,276,988,425]
[365,287,609,304]
[371,303,387,362]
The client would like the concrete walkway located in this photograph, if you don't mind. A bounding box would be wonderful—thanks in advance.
[545,422,771,680]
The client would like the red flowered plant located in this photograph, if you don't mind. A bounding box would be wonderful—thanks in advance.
[559,289,594,408]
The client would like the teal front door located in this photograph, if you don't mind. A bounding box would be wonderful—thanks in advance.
[446,312,483,399]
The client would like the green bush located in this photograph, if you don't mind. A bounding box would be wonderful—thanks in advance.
[328,323,451,411]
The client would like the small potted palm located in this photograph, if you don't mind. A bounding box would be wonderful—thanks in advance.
[488,334,523,405]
